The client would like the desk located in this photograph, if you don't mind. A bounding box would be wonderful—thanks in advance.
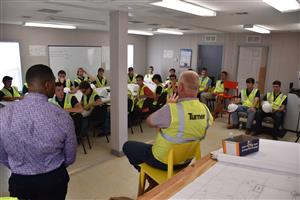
[138,139,300,199]
[137,155,216,200]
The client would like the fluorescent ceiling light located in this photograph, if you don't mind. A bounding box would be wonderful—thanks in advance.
[128,30,154,36]
[152,0,216,17]
[243,24,271,34]
[263,0,300,12]
[24,22,76,29]
[156,29,184,35]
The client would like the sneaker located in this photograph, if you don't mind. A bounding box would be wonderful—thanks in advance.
[227,124,237,129]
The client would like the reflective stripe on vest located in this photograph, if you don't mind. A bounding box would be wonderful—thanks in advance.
[74,77,88,85]
[213,80,224,93]
[83,90,98,110]
[152,100,212,163]
[136,85,146,109]
[199,76,210,92]
[241,88,258,107]
[95,76,107,88]
[49,93,73,109]
[267,92,287,110]
[1,86,20,97]
[128,74,137,84]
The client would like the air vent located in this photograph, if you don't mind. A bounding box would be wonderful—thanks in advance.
[246,35,261,43]
[179,28,192,31]
[22,16,32,19]
[37,9,62,14]
[204,35,217,42]
[128,20,144,24]
[165,26,176,29]
[148,23,160,26]
[235,12,248,15]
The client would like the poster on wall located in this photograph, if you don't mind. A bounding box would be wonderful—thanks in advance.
[179,48,192,68]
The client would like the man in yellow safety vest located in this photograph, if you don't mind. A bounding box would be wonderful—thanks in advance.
[254,80,287,140]
[228,78,260,134]
[198,68,212,103]
[93,67,108,88]
[0,76,22,101]
[123,70,213,184]
[128,67,137,84]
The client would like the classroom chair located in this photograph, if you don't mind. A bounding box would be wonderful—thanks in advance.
[138,140,201,196]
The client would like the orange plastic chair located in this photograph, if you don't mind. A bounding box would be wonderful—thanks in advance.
[216,80,238,124]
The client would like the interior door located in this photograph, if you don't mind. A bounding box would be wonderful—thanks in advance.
[237,46,268,93]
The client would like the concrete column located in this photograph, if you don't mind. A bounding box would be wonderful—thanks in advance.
[109,11,128,156]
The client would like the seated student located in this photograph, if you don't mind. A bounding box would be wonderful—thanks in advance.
[49,82,84,140]
[79,81,109,135]
[150,74,165,112]
[254,80,287,140]
[128,67,137,84]
[198,68,212,103]
[144,66,154,82]
[206,71,228,116]
[136,75,154,110]
[0,76,22,101]
[123,71,213,189]
[92,67,108,88]
[228,78,260,135]
[57,70,73,89]
[165,74,178,97]
[22,82,28,95]
[74,67,91,89]
[165,68,176,84]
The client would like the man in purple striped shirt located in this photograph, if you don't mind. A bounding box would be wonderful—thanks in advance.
[0,64,77,200]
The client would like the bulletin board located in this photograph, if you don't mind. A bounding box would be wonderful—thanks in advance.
[179,48,192,68]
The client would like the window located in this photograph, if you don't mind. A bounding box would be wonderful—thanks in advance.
[0,42,23,90]
[127,44,134,68]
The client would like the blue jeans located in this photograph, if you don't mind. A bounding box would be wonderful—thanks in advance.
[231,105,256,129]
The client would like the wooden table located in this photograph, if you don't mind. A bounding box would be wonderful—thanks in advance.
[137,154,217,200]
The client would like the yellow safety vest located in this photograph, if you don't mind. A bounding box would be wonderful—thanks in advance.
[95,76,107,88]
[153,83,164,105]
[136,85,146,109]
[199,76,210,92]
[165,82,178,96]
[24,82,28,88]
[83,90,99,110]
[213,80,224,93]
[152,100,213,164]
[267,92,287,110]
[1,86,20,97]
[128,90,135,112]
[49,93,73,109]
[241,88,258,108]
[128,74,137,84]
[56,79,72,88]
[74,77,88,86]
[145,74,154,80]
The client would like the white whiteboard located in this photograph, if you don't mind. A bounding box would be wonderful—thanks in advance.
[49,46,102,81]
[0,42,23,90]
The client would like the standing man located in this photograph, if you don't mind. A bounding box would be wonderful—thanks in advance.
[254,80,287,140]
[0,64,77,199]
[123,71,213,178]
[93,67,108,88]
[0,76,22,101]
[198,68,212,104]
[228,78,260,134]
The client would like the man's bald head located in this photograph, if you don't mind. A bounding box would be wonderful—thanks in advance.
[178,71,199,97]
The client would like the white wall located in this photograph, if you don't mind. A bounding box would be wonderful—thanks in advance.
[147,32,300,93]
[0,24,147,82]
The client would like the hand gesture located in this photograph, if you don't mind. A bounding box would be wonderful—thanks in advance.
[167,93,178,104]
